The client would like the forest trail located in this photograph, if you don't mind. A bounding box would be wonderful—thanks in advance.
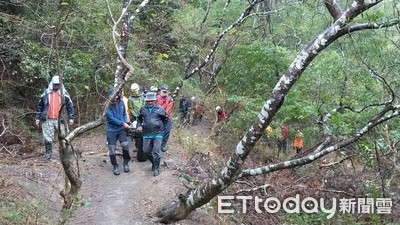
[65,127,212,225]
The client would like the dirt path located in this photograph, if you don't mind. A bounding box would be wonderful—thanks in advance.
[66,130,211,225]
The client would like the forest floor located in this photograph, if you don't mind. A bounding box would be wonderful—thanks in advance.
[0,122,226,225]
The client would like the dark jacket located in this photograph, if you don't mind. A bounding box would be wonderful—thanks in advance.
[106,99,127,132]
[179,98,189,112]
[137,104,168,137]
[36,88,74,122]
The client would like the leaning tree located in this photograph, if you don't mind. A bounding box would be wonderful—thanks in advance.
[56,0,150,222]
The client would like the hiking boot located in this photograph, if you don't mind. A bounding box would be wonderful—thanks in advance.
[148,155,155,172]
[44,142,52,160]
[123,160,130,173]
[113,165,120,176]
[153,168,159,177]
[110,154,120,175]
[153,158,160,177]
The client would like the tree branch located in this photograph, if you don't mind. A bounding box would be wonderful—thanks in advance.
[234,183,272,195]
[319,155,353,168]
[184,0,263,79]
[346,18,400,33]
[238,105,400,178]
[324,0,343,20]
[198,0,212,32]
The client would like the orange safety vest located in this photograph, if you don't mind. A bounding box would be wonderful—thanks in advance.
[293,132,304,148]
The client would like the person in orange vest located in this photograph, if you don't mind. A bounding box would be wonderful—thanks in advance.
[199,103,206,123]
[35,75,74,160]
[293,129,304,154]
[157,85,173,152]
[279,125,289,153]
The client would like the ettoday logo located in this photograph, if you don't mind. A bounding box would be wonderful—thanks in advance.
[218,195,393,219]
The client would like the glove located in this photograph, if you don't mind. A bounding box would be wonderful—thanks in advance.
[35,119,40,127]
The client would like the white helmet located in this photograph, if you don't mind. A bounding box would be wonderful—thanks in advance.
[51,76,60,84]
[215,106,221,111]
[130,83,140,91]
[191,96,196,101]
[150,86,158,92]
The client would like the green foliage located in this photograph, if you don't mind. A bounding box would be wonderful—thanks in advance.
[72,195,92,208]
[221,44,292,96]
[357,141,376,168]
[0,201,48,225]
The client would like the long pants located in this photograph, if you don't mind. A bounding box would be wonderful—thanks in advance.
[162,119,172,148]
[106,129,129,155]
[143,138,162,161]
[190,113,198,126]
[278,138,288,153]
[179,111,188,124]
[41,119,65,143]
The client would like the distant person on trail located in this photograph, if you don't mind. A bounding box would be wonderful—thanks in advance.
[189,96,198,126]
[199,103,205,123]
[128,83,146,161]
[278,125,289,154]
[150,86,159,95]
[157,85,173,152]
[179,96,190,124]
[35,75,74,161]
[137,92,168,176]
[128,83,144,122]
[293,129,304,154]
[215,106,226,123]
[265,125,273,148]
[105,88,131,176]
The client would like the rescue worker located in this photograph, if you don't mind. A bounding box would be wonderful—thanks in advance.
[137,92,168,176]
[293,129,304,154]
[156,85,173,152]
[35,75,74,160]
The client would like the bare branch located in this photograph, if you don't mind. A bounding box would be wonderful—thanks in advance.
[224,0,231,10]
[104,0,117,25]
[0,146,13,155]
[319,155,353,168]
[238,105,400,178]
[346,19,400,33]
[184,0,263,79]
[198,0,212,32]
[234,183,272,195]
[0,118,7,137]
[324,0,343,20]
[127,0,149,23]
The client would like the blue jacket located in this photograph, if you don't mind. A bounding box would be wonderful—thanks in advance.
[106,99,127,132]
[36,88,74,121]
